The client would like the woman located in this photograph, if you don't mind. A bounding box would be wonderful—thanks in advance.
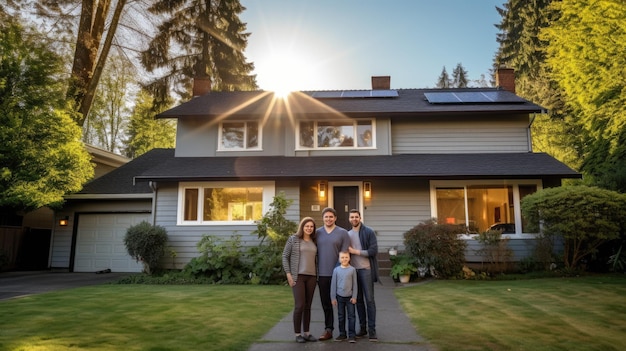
[282,216,318,343]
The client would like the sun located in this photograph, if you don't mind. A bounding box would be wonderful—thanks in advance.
[256,50,316,98]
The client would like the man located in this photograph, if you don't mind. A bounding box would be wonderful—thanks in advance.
[347,209,379,342]
[316,207,350,341]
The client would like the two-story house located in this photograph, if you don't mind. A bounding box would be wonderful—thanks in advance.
[50,68,580,273]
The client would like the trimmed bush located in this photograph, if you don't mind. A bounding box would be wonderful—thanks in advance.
[404,219,467,278]
[124,221,168,275]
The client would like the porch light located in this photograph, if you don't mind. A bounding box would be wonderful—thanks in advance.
[364,182,372,199]
[59,216,69,226]
[318,182,326,198]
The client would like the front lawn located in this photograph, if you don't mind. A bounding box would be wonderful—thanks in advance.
[0,284,292,351]
[395,275,626,351]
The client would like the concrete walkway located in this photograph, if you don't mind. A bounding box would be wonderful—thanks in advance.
[248,276,437,351]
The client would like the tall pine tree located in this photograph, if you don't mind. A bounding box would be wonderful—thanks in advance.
[141,0,257,105]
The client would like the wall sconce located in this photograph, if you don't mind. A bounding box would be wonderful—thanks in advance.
[59,216,69,226]
[318,182,326,198]
[364,182,372,199]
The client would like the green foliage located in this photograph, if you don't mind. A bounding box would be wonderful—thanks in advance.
[521,185,626,269]
[403,219,467,278]
[123,89,176,158]
[608,245,626,273]
[252,192,297,249]
[124,221,169,275]
[246,245,284,285]
[0,17,93,212]
[475,230,514,273]
[183,235,249,284]
[142,0,257,105]
[389,254,418,279]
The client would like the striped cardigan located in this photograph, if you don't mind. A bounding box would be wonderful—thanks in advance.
[282,235,316,283]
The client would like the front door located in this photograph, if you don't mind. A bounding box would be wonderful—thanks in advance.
[332,186,359,230]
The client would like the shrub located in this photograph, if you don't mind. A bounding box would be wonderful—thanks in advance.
[183,235,249,284]
[124,221,168,275]
[403,219,467,278]
[475,230,513,273]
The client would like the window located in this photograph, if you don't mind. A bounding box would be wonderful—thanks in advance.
[219,121,260,150]
[431,181,540,235]
[298,119,374,149]
[178,182,275,224]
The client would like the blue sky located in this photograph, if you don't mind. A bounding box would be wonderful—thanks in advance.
[240,0,505,92]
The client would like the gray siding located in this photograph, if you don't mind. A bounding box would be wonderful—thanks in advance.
[392,116,531,154]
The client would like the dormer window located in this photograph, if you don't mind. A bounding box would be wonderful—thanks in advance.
[219,121,260,150]
[298,119,375,149]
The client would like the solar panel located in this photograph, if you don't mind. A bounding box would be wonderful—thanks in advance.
[310,90,399,99]
[424,91,526,104]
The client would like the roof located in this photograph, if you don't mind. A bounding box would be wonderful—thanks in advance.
[129,150,580,183]
[156,88,545,119]
[72,149,173,195]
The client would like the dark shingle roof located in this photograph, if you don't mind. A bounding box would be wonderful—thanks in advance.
[157,88,545,119]
[76,149,174,194]
[133,152,580,182]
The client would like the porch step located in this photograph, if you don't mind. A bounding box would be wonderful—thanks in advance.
[378,251,391,278]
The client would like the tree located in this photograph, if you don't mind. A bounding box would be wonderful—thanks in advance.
[436,66,450,88]
[540,0,626,191]
[0,16,93,212]
[124,90,176,158]
[521,186,626,270]
[451,63,469,88]
[141,0,257,105]
[83,54,137,153]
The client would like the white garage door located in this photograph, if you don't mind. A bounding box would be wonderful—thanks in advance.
[74,213,151,273]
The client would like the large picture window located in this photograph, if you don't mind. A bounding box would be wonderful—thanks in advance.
[178,182,275,224]
[219,121,260,150]
[431,180,541,235]
[298,119,374,149]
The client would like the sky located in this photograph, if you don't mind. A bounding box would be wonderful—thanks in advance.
[240,0,506,93]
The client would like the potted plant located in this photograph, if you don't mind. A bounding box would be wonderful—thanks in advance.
[390,254,418,283]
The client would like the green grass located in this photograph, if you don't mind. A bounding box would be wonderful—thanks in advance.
[395,275,626,351]
[0,284,292,351]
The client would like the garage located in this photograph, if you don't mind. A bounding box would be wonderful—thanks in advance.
[73,213,150,273]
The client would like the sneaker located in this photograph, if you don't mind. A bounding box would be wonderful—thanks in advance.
[318,330,333,341]
[295,335,306,343]
[369,331,378,342]
[303,334,317,342]
[334,334,347,342]
[348,337,356,343]
[356,329,367,338]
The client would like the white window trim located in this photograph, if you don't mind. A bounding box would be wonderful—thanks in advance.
[296,119,376,150]
[218,121,262,151]
[177,181,275,225]
[429,179,543,239]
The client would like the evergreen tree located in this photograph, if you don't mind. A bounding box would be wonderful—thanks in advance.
[141,0,257,105]
[451,63,469,88]
[436,66,450,88]
[124,90,176,158]
[0,15,93,212]
[541,0,626,191]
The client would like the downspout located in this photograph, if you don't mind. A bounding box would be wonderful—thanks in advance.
[527,109,547,152]
[149,181,158,225]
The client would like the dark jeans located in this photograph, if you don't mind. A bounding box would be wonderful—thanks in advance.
[356,268,377,333]
[292,274,317,334]
[336,295,356,338]
[318,276,334,331]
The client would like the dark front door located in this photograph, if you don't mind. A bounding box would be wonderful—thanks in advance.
[332,186,359,230]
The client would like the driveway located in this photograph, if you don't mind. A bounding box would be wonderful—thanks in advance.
[0,271,132,300]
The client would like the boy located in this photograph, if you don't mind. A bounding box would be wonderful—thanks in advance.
[330,251,358,343]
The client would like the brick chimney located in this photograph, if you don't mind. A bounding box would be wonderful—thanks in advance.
[496,67,515,93]
[193,76,212,96]
[371,76,391,90]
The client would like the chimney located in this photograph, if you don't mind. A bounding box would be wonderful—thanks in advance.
[371,76,391,90]
[193,76,212,96]
[496,67,515,93]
